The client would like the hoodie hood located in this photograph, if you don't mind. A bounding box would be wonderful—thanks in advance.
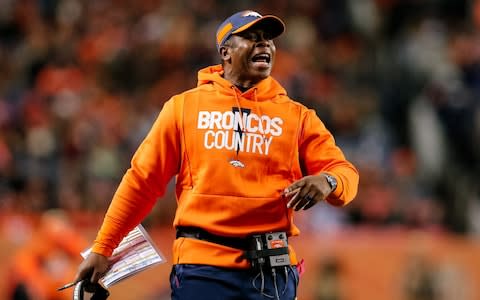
[197,65,287,101]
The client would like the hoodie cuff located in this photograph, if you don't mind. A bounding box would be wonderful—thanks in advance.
[91,242,114,257]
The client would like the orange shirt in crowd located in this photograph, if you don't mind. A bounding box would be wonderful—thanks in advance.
[91,65,359,268]
[9,212,88,300]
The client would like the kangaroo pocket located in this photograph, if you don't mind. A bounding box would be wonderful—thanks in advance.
[191,151,294,197]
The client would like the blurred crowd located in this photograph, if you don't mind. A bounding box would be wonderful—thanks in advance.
[0,0,479,236]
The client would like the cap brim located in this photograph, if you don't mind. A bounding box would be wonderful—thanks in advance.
[231,15,285,39]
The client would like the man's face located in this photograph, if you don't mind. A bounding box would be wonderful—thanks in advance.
[224,28,276,83]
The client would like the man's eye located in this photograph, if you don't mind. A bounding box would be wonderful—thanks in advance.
[238,31,271,41]
[238,32,256,40]
[263,33,273,40]
[245,33,256,40]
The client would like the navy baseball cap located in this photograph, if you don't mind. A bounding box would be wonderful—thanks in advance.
[216,10,285,51]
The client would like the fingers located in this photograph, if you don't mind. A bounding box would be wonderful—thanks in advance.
[74,266,104,285]
[74,253,109,284]
[91,269,104,283]
[73,265,83,283]
[286,187,301,208]
[73,266,91,284]
[283,180,306,196]
[73,273,81,284]
[286,188,318,211]
[284,179,307,209]
[293,193,318,211]
[284,174,336,211]
[284,176,325,211]
[301,195,317,210]
[285,186,309,210]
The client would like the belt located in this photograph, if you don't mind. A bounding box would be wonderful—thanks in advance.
[176,226,251,250]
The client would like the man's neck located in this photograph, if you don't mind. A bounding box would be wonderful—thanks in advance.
[225,76,256,91]
[222,67,260,92]
[235,84,250,92]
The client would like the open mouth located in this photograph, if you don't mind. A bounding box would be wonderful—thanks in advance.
[251,53,271,65]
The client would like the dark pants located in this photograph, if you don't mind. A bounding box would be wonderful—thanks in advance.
[170,264,299,300]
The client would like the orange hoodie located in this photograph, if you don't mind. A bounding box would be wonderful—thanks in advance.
[92,65,359,268]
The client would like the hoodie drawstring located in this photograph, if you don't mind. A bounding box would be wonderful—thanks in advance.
[232,86,245,131]
[229,86,246,167]
[228,87,269,168]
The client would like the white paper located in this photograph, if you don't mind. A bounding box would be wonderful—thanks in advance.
[81,224,166,288]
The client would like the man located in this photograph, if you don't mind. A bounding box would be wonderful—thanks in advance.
[74,10,359,300]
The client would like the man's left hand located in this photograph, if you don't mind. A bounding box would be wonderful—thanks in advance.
[283,174,334,211]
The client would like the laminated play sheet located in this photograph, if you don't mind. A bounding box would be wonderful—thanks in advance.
[81,224,166,288]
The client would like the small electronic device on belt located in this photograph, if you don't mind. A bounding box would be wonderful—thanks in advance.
[245,232,290,269]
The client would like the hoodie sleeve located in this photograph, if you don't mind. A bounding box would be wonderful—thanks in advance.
[92,97,181,257]
[299,109,359,206]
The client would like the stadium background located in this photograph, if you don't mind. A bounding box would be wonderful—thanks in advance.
[1,0,480,299]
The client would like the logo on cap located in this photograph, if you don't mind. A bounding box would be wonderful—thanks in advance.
[242,11,262,18]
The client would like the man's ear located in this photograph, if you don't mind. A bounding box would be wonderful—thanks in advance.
[219,45,231,61]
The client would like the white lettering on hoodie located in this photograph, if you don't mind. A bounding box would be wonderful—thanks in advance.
[197,110,283,155]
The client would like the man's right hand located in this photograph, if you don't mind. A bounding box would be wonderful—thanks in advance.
[74,252,110,284]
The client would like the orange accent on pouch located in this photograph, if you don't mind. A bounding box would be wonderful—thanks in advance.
[270,239,285,248]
